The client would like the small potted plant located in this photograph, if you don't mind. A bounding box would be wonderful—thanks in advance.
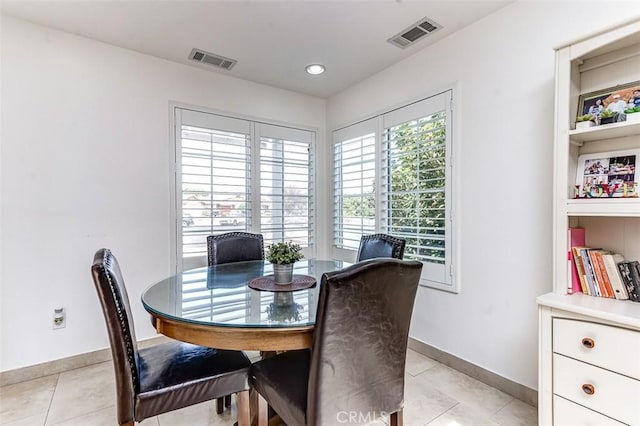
[624,106,640,123]
[266,241,304,284]
[599,109,617,125]
[575,113,596,129]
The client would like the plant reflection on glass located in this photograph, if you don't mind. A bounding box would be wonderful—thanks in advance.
[266,292,303,323]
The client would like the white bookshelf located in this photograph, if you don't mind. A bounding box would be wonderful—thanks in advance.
[537,19,640,425]
[568,120,640,144]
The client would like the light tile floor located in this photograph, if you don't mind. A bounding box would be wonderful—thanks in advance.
[0,349,537,426]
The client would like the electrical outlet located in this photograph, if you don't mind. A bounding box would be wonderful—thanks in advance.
[53,307,66,329]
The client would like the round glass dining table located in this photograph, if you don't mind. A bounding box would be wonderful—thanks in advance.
[142,259,347,351]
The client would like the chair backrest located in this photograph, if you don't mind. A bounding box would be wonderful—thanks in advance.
[207,232,265,265]
[356,233,406,262]
[307,258,422,424]
[91,248,140,423]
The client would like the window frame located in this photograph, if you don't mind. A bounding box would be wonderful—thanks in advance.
[256,122,315,249]
[332,117,378,256]
[331,89,460,293]
[170,104,317,273]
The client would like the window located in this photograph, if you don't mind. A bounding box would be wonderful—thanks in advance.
[258,123,314,247]
[333,119,377,251]
[174,108,315,271]
[332,91,456,292]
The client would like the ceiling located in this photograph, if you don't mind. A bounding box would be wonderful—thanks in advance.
[1,1,511,98]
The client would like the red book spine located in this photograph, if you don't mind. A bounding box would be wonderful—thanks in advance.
[588,250,609,297]
[567,228,586,294]
[593,251,615,298]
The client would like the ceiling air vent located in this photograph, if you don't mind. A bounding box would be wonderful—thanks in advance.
[188,48,237,70]
[387,17,442,49]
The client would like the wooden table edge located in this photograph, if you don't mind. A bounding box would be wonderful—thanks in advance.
[149,313,314,351]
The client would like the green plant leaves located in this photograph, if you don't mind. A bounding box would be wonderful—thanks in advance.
[266,241,304,264]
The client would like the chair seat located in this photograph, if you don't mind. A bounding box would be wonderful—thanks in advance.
[136,341,251,420]
[250,349,310,426]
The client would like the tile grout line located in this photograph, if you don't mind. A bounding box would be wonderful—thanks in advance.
[492,395,516,416]
[407,361,440,378]
[424,401,461,425]
[42,373,60,426]
[46,405,118,426]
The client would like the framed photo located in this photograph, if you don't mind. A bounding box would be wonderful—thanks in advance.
[575,149,639,198]
[577,81,640,120]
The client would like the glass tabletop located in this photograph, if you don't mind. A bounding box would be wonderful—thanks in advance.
[141,259,348,329]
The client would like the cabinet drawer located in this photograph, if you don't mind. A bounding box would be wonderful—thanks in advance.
[553,318,640,379]
[553,354,640,425]
[553,395,625,426]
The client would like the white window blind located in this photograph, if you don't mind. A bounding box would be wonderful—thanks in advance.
[333,118,377,250]
[331,91,455,291]
[382,93,451,288]
[257,123,314,248]
[178,109,251,264]
[174,108,315,271]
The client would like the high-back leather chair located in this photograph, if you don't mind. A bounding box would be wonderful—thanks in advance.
[250,258,423,426]
[207,232,265,265]
[356,233,406,262]
[91,248,251,426]
[206,232,264,411]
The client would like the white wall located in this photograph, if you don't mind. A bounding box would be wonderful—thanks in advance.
[0,16,326,371]
[3,3,640,391]
[327,2,640,389]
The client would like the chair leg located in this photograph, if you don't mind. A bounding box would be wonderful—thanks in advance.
[236,390,250,426]
[216,397,224,414]
[120,422,134,426]
[390,409,403,426]
[256,393,269,426]
[225,394,232,407]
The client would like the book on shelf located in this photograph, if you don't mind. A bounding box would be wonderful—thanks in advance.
[589,249,615,298]
[579,247,601,297]
[601,253,629,300]
[631,262,640,301]
[571,247,590,295]
[617,261,640,302]
[567,228,586,294]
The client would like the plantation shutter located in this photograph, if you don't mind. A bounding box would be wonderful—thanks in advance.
[176,108,252,271]
[381,91,452,287]
[256,123,314,249]
[332,118,377,251]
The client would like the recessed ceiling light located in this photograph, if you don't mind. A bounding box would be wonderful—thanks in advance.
[305,64,325,75]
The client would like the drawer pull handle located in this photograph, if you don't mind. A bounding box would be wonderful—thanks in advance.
[582,384,595,395]
[581,338,595,349]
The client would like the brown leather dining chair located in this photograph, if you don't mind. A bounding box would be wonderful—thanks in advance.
[356,233,406,262]
[91,248,251,426]
[206,231,264,412]
[250,258,423,426]
[207,232,265,266]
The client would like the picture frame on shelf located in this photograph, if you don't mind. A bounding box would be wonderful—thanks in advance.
[577,81,640,124]
[575,149,639,199]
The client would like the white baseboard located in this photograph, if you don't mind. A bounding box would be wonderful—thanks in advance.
[0,336,169,387]
[408,338,537,407]
[2,334,537,408]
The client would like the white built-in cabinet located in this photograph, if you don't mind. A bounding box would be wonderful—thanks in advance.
[537,19,640,425]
